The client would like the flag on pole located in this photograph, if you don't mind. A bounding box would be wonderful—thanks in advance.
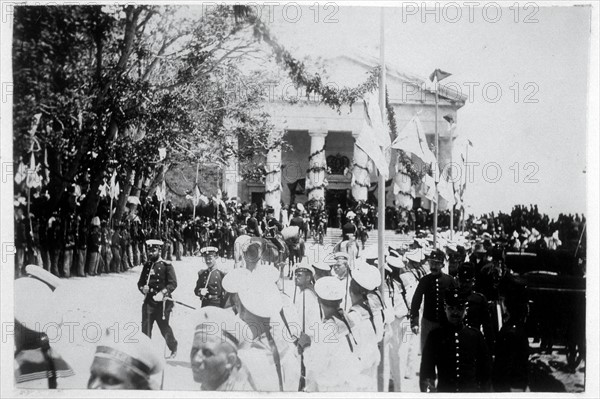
[26,154,42,188]
[99,179,109,198]
[438,176,455,206]
[156,180,166,202]
[444,114,457,138]
[429,69,452,83]
[422,174,437,203]
[355,91,390,179]
[391,116,436,165]
[192,186,201,206]
[158,147,167,161]
[14,160,27,185]
[109,171,120,200]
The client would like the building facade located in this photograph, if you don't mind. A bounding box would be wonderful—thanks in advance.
[224,54,467,218]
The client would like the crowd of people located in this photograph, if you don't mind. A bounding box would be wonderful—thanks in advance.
[14,197,585,280]
[14,196,587,392]
[15,222,541,392]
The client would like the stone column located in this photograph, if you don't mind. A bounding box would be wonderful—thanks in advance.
[265,145,282,217]
[306,130,328,205]
[393,160,415,210]
[351,131,369,202]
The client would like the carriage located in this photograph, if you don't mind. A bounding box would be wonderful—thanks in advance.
[504,249,586,369]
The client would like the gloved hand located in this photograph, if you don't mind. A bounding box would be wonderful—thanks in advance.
[153,291,165,302]
[142,285,150,294]
[199,288,208,297]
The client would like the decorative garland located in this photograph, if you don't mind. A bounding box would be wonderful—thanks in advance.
[306,184,327,195]
[252,18,380,113]
[308,147,325,161]
[396,189,413,197]
[265,185,281,195]
[353,180,371,188]
[265,167,281,176]
[306,165,328,174]
[352,162,370,173]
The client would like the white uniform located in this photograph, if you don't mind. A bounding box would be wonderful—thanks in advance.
[304,314,361,392]
[238,328,301,392]
[293,287,322,340]
[347,304,381,391]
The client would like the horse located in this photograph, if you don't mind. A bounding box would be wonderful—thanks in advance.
[356,224,369,250]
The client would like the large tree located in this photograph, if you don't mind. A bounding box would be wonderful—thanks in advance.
[13,5,273,222]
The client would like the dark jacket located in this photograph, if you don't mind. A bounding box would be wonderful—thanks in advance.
[410,273,456,327]
[420,323,492,392]
[137,259,177,305]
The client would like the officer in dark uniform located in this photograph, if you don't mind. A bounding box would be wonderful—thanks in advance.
[264,206,283,237]
[420,288,492,392]
[289,209,306,234]
[492,275,529,392]
[457,263,494,350]
[138,239,178,358]
[264,206,284,252]
[194,246,225,308]
[410,249,457,350]
[341,212,357,241]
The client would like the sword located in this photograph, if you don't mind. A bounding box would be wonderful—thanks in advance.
[164,297,197,310]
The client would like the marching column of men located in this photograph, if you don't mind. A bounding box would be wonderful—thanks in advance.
[17,227,532,392]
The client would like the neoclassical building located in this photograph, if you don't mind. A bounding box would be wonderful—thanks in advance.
[224,54,467,218]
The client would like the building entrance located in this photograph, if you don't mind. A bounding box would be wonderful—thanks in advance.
[325,189,349,227]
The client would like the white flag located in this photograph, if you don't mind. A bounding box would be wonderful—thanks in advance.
[391,115,436,165]
[438,176,455,206]
[158,147,167,161]
[111,182,120,200]
[156,180,166,202]
[192,186,201,206]
[26,154,42,188]
[14,161,27,185]
[355,91,390,179]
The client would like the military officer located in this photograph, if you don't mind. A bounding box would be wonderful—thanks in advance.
[137,239,178,358]
[410,249,457,350]
[341,211,357,241]
[88,328,163,390]
[419,288,492,392]
[457,263,494,350]
[195,246,225,308]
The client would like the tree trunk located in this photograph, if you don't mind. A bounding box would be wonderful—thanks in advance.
[127,170,145,216]
[114,169,135,223]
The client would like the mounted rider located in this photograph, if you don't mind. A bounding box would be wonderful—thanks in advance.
[263,206,285,252]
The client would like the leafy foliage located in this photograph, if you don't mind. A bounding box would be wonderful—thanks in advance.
[13,5,273,219]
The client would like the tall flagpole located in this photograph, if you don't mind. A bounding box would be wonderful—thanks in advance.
[193,162,199,220]
[433,80,439,249]
[450,124,454,239]
[461,142,469,232]
[377,7,387,392]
